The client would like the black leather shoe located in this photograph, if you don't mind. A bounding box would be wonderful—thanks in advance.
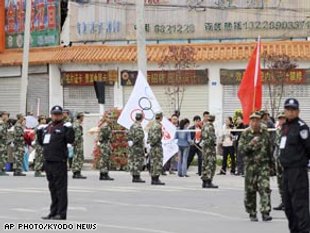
[51,215,66,220]
[249,214,258,222]
[262,213,272,222]
[41,214,55,220]
[132,175,145,183]
[273,203,284,211]
[13,172,26,176]
[205,181,218,189]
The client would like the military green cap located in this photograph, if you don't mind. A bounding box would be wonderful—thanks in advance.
[0,111,9,117]
[136,112,143,118]
[208,115,215,122]
[155,111,163,118]
[250,111,261,119]
[76,112,84,117]
[277,111,286,119]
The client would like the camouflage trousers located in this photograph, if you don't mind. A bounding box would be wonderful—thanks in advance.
[0,147,8,172]
[244,163,271,215]
[150,145,163,177]
[72,144,84,172]
[129,145,145,176]
[201,147,216,182]
[14,145,25,172]
[275,157,284,202]
[34,146,44,172]
[99,143,111,174]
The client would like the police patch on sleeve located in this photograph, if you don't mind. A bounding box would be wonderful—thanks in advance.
[300,129,309,140]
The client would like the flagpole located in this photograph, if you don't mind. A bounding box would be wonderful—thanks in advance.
[252,36,261,111]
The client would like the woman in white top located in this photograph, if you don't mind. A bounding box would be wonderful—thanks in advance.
[218,117,236,175]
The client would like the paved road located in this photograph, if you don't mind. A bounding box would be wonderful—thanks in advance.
[0,169,291,233]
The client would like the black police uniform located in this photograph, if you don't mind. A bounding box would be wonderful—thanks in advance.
[280,98,310,233]
[39,106,74,220]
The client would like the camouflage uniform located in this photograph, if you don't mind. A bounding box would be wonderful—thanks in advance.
[128,121,145,176]
[147,120,163,178]
[238,126,272,216]
[34,126,44,175]
[201,121,217,184]
[0,120,8,173]
[72,120,84,173]
[13,122,25,173]
[98,123,113,179]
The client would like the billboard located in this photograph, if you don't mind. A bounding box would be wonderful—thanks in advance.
[69,0,310,42]
[5,0,60,48]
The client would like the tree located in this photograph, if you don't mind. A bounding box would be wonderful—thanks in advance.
[262,52,297,117]
[158,45,197,115]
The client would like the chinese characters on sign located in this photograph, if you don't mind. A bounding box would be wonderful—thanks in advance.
[5,0,60,48]
[62,71,118,86]
[220,69,308,85]
[121,70,209,86]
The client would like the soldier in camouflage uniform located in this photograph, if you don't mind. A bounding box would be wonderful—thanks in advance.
[13,114,26,176]
[273,112,286,211]
[147,112,165,185]
[128,113,145,183]
[72,112,86,179]
[200,115,218,189]
[34,115,47,177]
[98,117,114,181]
[0,111,10,176]
[238,112,272,222]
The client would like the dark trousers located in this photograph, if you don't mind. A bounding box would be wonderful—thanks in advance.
[283,167,310,233]
[221,146,235,173]
[187,145,202,175]
[45,161,68,218]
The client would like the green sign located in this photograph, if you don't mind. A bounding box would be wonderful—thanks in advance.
[5,0,60,48]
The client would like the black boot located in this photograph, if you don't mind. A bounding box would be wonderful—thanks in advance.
[151,176,165,185]
[0,171,9,176]
[262,213,272,222]
[73,171,87,179]
[249,214,258,222]
[205,180,218,189]
[273,203,284,211]
[132,175,145,183]
[99,173,114,181]
[202,180,207,188]
[13,171,26,176]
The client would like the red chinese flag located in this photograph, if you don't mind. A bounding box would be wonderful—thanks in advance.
[238,40,262,124]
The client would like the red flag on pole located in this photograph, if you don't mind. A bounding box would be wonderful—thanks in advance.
[238,38,262,125]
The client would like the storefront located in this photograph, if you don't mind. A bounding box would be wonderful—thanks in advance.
[121,69,209,120]
[61,70,118,113]
[221,69,310,122]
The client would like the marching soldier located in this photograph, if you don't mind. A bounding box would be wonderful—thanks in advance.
[33,115,47,177]
[238,112,272,222]
[273,112,286,211]
[147,112,165,185]
[128,112,145,183]
[280,98,310,233]
[72,112,86,179]
[0,111,9,176]
[13,114,26,176]
[98,116,114,181]
[200,115,218,189]
[40,105,75,220]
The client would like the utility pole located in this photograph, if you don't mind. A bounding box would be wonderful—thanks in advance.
[135,0,147,78]
[20,0,32,114]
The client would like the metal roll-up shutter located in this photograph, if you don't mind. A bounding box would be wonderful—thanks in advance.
[63,86,114,113]
[223,84,310,124]
[123,85,209,120]
[0,77,21,116]
[27,74,49,115]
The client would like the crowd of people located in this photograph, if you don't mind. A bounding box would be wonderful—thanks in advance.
[0,98,309,231]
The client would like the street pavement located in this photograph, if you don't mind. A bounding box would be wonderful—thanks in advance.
[0,167,293,233]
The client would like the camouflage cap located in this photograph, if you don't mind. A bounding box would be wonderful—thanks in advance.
[208,115,215,122]
[16,113,24,120]
[0,111,9,117]
[277,111,286,119]
[136,112,143,118]
[76,112,84,118]
[155,111,163,118]
[250,111,261,119]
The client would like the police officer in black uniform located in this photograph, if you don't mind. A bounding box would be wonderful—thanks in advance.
[40,106,75,220]
[280,98,310,233]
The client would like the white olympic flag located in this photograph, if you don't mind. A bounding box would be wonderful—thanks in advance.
[117,71,178,165]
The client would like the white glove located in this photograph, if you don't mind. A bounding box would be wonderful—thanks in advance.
[199,141,204,148]
[31,141,36,146]
[67,144,73,149]
[128,141,133,147]
[173,139,178,144]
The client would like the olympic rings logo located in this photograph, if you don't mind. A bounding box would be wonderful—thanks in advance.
[130,96,155,122]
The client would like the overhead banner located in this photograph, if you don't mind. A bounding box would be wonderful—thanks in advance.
[61,71,118,86]
[5,0,60,48]
[69,0,310,42]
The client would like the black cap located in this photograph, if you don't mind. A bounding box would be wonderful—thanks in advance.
[50,105,63,114]
[284,98,299,109]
